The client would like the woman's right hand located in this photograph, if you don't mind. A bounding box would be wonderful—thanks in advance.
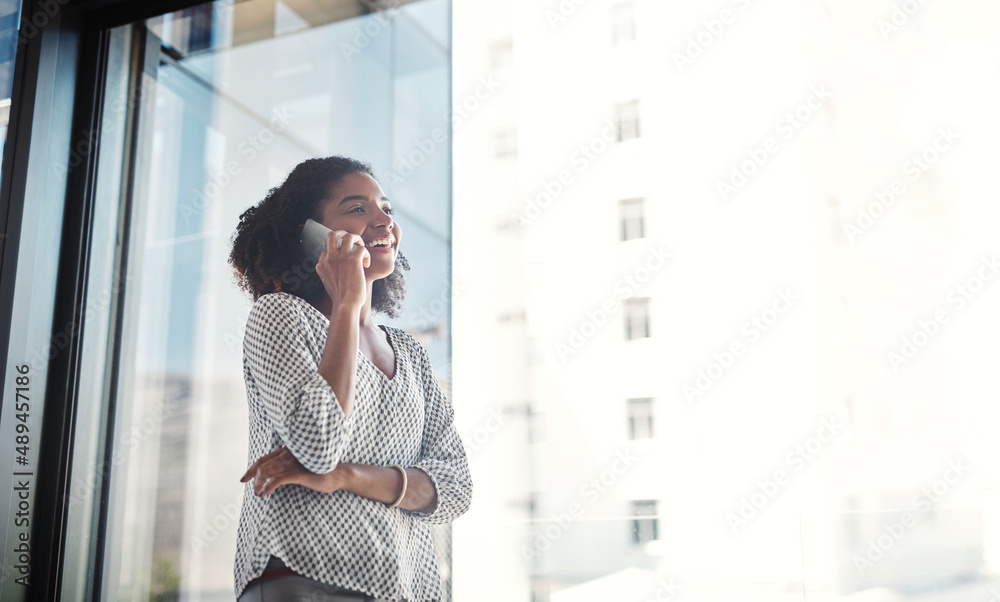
[315,230,370,310]
[241,446,350,496]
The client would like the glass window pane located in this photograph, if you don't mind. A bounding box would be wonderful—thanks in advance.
[91,2,453,599]
[620,198,644,241]
[615,99,640,142]
[627,397,653,440]
[631,499,658,544]
[625,297,650,340]
[453,2,1000,601]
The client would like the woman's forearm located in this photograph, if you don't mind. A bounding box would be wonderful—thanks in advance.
[317,306,360,416]
[339,463,438,513]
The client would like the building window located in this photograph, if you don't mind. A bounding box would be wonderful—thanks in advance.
[611,2,636,45]
[614,100,640,141]
[619,198,645,241]
[495,128,517,158]
[627,397,654,439]
[631,499,659,544]
[624,297,650,340]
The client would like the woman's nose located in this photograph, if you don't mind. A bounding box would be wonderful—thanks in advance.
[371,209,393,229]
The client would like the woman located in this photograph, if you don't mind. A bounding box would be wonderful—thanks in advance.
[228,156,472,601]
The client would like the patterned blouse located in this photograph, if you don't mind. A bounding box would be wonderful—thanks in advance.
[233,291,472,600]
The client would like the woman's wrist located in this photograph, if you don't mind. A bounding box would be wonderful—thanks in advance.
[328,303,361,325]
[322,462,436,511]
[328,462,357,493]
[387,465,408,508]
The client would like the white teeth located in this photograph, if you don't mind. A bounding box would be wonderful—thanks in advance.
[366,237,393,248]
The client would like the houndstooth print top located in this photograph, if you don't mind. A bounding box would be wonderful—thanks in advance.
[234,291,472,601]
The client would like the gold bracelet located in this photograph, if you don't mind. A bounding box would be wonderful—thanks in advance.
[387,464,407,508]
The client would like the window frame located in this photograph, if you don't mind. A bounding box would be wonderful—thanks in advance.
[619,197,645,241]
[0,2,219,599]
[623,296,651,340]
[614,99,640,142]
[630,499,659,545]
[626,396,654,440]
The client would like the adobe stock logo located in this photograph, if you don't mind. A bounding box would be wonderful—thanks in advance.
[521,448,638,560]
[509,118,620,229]
[843,127,959,243]
[877,0,930,40]
[555,246,671,362]
[339,1,403,63]
[461,409,505,455]
[716,86,833,201]
[726,416,844,534]
[887,254,998,370]
[672,0,754,73]
[852,459,971,574]
[682,288,797,404]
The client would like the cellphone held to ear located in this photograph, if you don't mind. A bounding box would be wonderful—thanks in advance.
[300,218,360,260]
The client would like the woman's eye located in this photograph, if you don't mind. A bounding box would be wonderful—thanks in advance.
[347,205,391,214]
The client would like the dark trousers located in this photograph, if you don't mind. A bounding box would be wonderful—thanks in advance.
[238,556,394,602]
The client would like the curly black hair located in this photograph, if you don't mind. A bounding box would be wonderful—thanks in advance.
[228,156,409,317]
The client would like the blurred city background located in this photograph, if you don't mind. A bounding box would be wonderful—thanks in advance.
[2,0,998,600]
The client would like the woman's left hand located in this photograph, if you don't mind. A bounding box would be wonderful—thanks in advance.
[240,446,348,497]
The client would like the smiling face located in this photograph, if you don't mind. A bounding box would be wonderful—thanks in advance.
[317,171,402,282]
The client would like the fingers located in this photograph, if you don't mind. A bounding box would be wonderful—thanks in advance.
[243,447,311,497]
[318,231,370,271]
[337,232,370,268]
[328,231,365,253]
[256,471,288,497]
[253,460,303,497]
[240,450,272,482]
[240,446,289,483]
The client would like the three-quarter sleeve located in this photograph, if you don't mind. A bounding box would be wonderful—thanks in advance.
[408,344,473,524]
[243,293,354,474]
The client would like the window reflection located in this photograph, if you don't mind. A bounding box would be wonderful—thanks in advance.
[100,1,452,599]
